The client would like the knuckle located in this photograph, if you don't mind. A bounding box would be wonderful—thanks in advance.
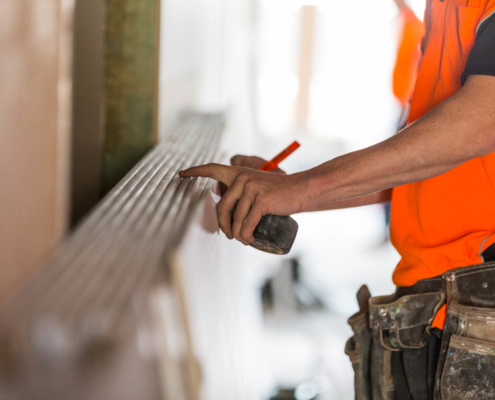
[240,227,253,242]
[205,163,219,179]
[255,195,268,208]
[244,215,257,228]
[233,209,243,221]
[244,181,257,194]
[236,172,251,183]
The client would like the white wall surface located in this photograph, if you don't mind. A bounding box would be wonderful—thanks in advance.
[175,187,277,400]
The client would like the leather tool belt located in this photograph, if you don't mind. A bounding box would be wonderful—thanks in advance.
[345,261,495,400]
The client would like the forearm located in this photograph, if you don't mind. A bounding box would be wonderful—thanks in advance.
[307,189,392,211]
[300,76,495,210]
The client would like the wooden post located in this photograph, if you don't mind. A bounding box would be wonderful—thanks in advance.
[71,0,105,226]
[102,0,161,194]
[0,0,74,305]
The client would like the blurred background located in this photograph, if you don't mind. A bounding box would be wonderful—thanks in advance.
[0,0,425,399]
[160,0,424,397]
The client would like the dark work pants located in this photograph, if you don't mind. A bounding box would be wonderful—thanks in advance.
[391,328,442,400]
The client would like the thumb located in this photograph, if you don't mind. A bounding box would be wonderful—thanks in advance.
[231,155,266,169]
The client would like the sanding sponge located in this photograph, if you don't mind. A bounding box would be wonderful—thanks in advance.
[250,215,298,255]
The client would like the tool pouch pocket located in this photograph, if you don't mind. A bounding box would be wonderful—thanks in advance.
[436,302,495,399]
[345,286,395,400]
[435,262,495,400]
[345,286,373,400]
[369,342,395,400]
[369,292,444,352]
[436,301,495,400]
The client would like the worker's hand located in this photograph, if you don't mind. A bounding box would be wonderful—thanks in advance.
[179,164,308,245]
[230,155,286,174]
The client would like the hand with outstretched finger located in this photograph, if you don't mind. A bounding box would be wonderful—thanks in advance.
[179,163,308,245]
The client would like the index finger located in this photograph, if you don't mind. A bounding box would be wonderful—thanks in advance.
[179,163,241,187]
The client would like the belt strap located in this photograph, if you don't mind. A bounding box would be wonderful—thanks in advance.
[395,276,443,297]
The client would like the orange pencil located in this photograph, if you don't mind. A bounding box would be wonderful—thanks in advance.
[258,141,301,172]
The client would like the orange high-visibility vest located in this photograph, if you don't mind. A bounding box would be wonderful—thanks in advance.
[390,0,495,329]
[393,6,424,107]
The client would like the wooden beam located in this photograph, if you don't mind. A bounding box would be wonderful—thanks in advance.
[0,113,225,399]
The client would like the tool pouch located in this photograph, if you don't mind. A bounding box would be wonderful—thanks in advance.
[434,262,495,400]
[369,339,395,400]
[345,285,373,400]
[369,292,444,352]
[345,286,395,400]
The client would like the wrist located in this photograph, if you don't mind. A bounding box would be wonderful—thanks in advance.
[291,169,332,212]
[297,159,348,211]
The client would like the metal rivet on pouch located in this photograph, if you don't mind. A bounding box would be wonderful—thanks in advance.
[483,282,489,289]
[446,274,455,282]
[390,321,397,329]
[379,307,387,317]
[374,321,380,328]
